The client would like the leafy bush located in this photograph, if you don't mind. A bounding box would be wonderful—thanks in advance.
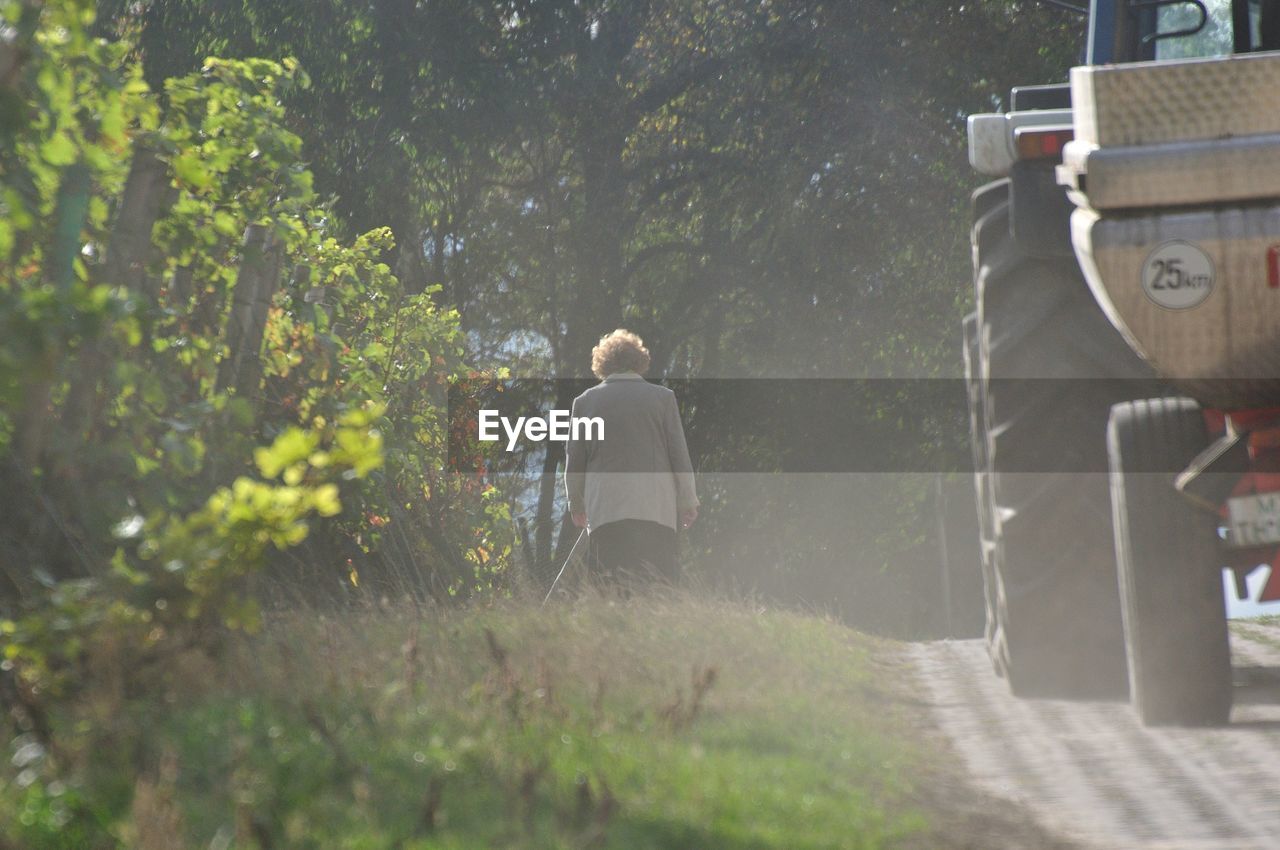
[0,0,511,605]
[0,1,516,839]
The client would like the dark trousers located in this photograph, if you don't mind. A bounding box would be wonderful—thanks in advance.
[587,520,677,588]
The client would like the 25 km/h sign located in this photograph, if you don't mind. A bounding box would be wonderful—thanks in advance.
[1141,240,1215,310]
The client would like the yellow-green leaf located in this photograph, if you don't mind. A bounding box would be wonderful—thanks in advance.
[173,151,212,191]
[313,484,341,517]
[41,132,77,166]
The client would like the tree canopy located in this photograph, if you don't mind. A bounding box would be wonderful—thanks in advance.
[86,0,1083,595]
[0,0,1087,634]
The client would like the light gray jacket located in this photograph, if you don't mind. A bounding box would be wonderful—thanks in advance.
[564,372,699,531]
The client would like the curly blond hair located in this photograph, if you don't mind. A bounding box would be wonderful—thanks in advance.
[591,329,651,379]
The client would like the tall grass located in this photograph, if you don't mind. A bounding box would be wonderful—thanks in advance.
[4,585,989,849]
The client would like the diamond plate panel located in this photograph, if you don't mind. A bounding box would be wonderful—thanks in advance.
[1072,52,1280,148]
[1061,134,1280,210]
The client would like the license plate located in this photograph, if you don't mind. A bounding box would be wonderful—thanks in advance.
[1227,493,1280,548]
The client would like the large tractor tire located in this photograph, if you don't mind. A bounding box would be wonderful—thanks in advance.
[962,311,999,654]
[973,178,1157,699]
[1108,398,1232,726]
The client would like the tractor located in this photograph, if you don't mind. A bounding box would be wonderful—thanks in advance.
[963,0,1280,725]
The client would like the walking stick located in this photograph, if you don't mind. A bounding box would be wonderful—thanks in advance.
[542,529,588,606]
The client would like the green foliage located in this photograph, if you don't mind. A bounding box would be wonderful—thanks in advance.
[1,410,382,716]
[1,0,155,236]
[132,409,382,622]
[0,0,152,451]
[0,5,514,839]
[90,0,1089,601]
[0,0,506,605]
[0,1,1099,844]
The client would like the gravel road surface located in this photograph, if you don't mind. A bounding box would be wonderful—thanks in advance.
[911,621,1280,849]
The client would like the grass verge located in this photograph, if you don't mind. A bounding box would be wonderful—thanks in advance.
[3,589,1059,849]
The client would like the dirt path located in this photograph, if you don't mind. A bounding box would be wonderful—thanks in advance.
[910,621,1280,849]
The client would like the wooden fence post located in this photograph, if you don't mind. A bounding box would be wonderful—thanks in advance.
[101,145,170,294]
[217,223,284,402]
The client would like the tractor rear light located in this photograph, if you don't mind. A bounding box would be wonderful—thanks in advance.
[1015,127,1074,161]
[1269,245,1280,289]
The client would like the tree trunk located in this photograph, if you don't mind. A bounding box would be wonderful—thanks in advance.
[396,220,427,295]
[563,134,627,375]
[15,162,91,470]
[531,437,563,584]
[62,146,171,440]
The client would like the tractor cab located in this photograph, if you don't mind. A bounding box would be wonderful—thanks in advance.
[1086,0,1278,64]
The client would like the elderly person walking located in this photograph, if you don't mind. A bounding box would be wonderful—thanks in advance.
[564,329,699,587]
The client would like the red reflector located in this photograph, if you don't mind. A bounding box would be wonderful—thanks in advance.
[1015,128,1074,161]
[1268,245,1280,289]
[1263,556,1280,602]
[1250,427,1280,453]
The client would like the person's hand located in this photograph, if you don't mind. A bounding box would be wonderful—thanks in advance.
[572,511,588,528]
[680,507,698,529]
